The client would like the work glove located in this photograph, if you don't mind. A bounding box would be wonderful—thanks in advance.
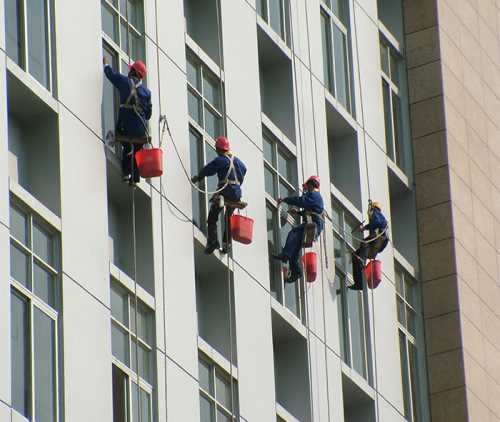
[191,175,200,184]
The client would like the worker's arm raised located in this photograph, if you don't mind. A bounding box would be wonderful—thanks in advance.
[103,62,129,91]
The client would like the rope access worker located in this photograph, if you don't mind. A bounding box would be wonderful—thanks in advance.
[350,201,389,290]
[191,136,247,255]
[271,176,325,284]
[103,57,152,184]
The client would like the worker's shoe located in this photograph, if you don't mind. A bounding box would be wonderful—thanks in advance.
[122,174,131,183]
[285,271,302,284]
[204,240,220,255]
[347,279,363,291]
[271,253,288,263]
[220,242,232,255]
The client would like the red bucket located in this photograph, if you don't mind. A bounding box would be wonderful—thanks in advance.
[364,259,382,289]
[135,148,163,178]
[230,215,254,244]
[302,252,317,283]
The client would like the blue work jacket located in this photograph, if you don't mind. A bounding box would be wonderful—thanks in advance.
[363,209,388,236]
[198,154,247,201]
[104,64,152,138]
[284,191,325,232]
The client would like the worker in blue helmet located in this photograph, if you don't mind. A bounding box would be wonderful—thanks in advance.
[271,176,324,283]
[103,57,152,184]
[350,200,389,290]
[191,136,247,255]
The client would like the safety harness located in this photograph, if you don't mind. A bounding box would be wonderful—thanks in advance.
[213,154,244,209]
[119,78,150,138]
[302,210,325,248]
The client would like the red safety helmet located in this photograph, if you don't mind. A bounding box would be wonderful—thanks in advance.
[303,175,320,190]
[128,60,147,79]
[215,136,230,152]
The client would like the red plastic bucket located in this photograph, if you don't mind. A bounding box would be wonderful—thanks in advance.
[230,215,254,244]
[364,259,382,289]
[302,252,317,283]
[135,148,163,178]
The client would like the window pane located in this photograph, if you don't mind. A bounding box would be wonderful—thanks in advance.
[10,243,30,287]
[112,365,129,422]
[334,235,343,269]
[204,106,221,139]
[215,371,232,410]
[11,291,30,417]
[130,302,152,344]
[120,20,129,53]
[409,343,420,422]
[278,149,295,185]
[10,204,28,245]
[392,92,404,167]
[33,222,53,266]
[190,130,206,230]
[102,44,118,138]
[112,322,130,365]
[405,278,416,307]
[199,359,213,395]
[264,165,277,199]
[102,2,119,43]
[399,331,411,419]
[131,339,151,382]
[332,24,349,110]
[188,90,202,125]
[33,262,55,307]
[256,0,267,20]
[127,0,144,32]
[331,204,341,231]
[203,73,220,110]
[140,388,152,422]
[27,0,50,88]
[380,42,389,76]
[111,283,129,326]
[336,274,347,361]
[200,394,214,422]
[6,0,24,66]
[279,179,294,199]
[397,296,406,326]
[217,407,231,422]
[187,59,201,91]
[382,80,394,160]
[284,280,299,317]
[321,12,333,93]
[263,135,276,166]
[407,306,416,337]
[33,307,56,422]
[131,382,139,422]
[390,50,400,86]
[269,0,284,38]
[347,290,367,378]
[395,268,403,295]
[130,31,145,61]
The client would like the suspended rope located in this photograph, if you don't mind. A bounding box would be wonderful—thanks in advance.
[288,2,315,421]
[351,2,381,417]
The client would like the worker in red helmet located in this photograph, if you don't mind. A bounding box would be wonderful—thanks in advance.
[103,57,152,184]
[272,176,324,283]
[191,136,247,254]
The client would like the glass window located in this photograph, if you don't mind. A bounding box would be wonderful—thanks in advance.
[10,204,28,246]
[33,222,53,265]
[332,200,371,380]
[321,3,353,113]
[111,283,129,326]
[102,2,119,43]
[10,243,30,287]
[5,0,24,66]
[187,52,223,139]
[11,291,30,417]
[198,355,238,421]
[33,262,55,307]
[258,0,290,45]
[102,43,119,139]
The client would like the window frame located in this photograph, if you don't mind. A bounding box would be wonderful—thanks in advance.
[9,199,60,422]
[198,353,239,421]
[320,0,353,114]
[332,199,372,382]
[6,0,56,92]
[257,0,291,46]
[187,50,224,140]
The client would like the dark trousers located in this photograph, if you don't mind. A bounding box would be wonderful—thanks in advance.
[207,198,235,245]
[121,142,143,183]
[282,224,305,277]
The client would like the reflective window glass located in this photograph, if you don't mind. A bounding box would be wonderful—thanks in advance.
[10,243,30,287]
[10,205,28,245]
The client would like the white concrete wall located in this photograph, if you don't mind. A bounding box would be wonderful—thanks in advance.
[0,0,424,420]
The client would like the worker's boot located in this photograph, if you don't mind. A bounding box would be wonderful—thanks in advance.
[204,240,220,255]
[220,242,232,255]
[285,271,302,284]
[271,253,289,263]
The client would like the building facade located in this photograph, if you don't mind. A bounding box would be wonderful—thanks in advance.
[0,0,496,421]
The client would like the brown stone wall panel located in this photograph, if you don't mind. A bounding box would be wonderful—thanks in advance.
[475,234,498,284]
[463,351,488,405]
[419,238,456,282]
[462,59,484,107]
[458,278,482,322]
[422,276,459,318]
[489,153,500,192]
[495,222,500,254]
[440,31,464,81]
[430,386,468,422]
[427,349,465,394]
[477,0,498,32]
[456,0,480,38]
[480,305,500,349]
[408,61,444,103]
[480,49,500,99]
[459,25,482,74]
[452,205,476,258]
[483,86,500,126]
[410,95,446,139]
[472,195,495,247]
[478,19,500,67]
[477,266,500,319]
[418,202,454,244]
[447,136,471,185]
[467,388,491,422]
[484,339,500,387]
[470,163,493,212]
[464,92,488,143]
[404,0,438,33]
[412,131,448,175]
[406,26,441,69]
[486,376,500,420]
[415,166,451,209]
[486,120,500,161]
[467,127,490,176]
[425,311,462,355]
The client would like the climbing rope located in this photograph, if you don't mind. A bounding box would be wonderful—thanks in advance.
[288,2,315,421]
[352,2,381,418]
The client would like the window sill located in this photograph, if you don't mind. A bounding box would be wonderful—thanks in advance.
[276,402,301,422]
[198,336,238,380]
[256,17,292,59]
[109,262,155,309]
[270,296,307,339]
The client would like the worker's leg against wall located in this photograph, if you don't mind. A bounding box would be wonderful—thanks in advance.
[283,225,304,259]
[222,207,234,245]
[121,143,132,177]
[131,144,142,183]
[207,202,222,244]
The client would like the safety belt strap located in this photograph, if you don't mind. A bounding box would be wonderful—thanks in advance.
[220,154,239,186]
